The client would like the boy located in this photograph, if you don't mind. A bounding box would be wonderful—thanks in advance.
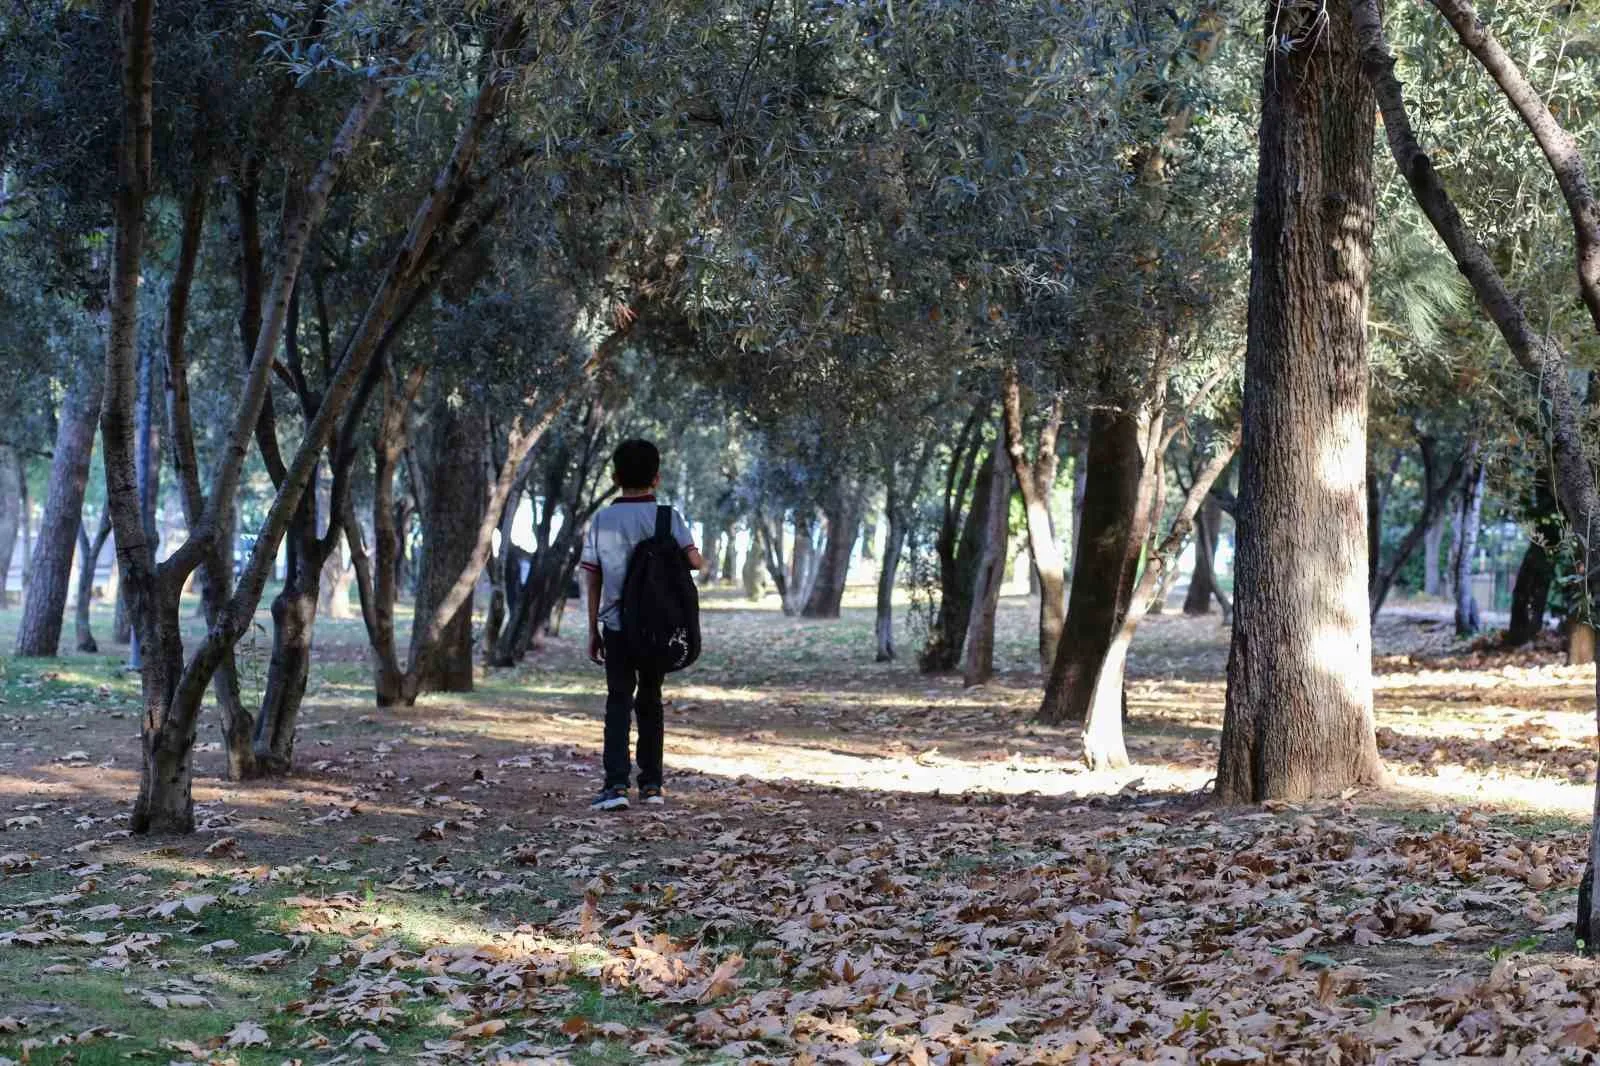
[581,439,704,811]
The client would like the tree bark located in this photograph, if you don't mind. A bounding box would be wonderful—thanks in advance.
[962,442,1012,686]
[1453,458,1486,636]
[1038,408,1148,724]
[802,485,864,618]
[0,445,20,607]
[17,366,103,657]
[1216,0,1382,804]
[414,400,486,694]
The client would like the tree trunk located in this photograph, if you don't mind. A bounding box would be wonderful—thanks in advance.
[702,526,722,584]
[875,515,907,662]
[251,491,324,774]
[720,531,737,585]
[1507,469,1560,646]
[1423,514,1447,597]
[75,511,112,653]
[17,367,103,657]
[921,449,993,673]
[1038,409,1147,724]
[803,487,864,619]
[1001,365,1066,668]
[19,469,31,592]
[127,343,162,665]
[962,443,1012,686]
[1216,0,1382,804]
[741,530,764,600]
[1506,540,1554,646]
[0,446,20,608]
[1570,622,1596,666]
[1184,497,1222,614]
[1370,437,1468,619]
[784,513,820,616]
[1454,459,1486,637]
[756,516,788,604]
[413,401,485,694]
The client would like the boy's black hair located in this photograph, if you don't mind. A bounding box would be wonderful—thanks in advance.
[612,438,661,490]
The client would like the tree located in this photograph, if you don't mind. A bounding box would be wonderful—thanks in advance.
[1001,364,1066,665]
[1216,0,1384,804]
[16,355,101,657]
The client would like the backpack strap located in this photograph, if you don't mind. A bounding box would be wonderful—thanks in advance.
[655,504,672,539]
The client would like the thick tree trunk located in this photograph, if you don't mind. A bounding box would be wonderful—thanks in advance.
[1184,497,1222,614]
[0,446,19,607]
[414,401,485,694]
[1454,459,1486,636]
[1423,515,1447,597]
[1217,0,1382,804]
[962,444,1012,686]
[1038,409,1147,724]
[17,367,103,657]
[803,487,864,619]
[75,511,112,653]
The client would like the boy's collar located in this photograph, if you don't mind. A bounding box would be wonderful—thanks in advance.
[618,493,657,502]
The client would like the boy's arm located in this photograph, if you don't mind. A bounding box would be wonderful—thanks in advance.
[584,566,604,664]
[671,510,708,574]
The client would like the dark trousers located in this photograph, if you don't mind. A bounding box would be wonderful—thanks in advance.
[602,628,665,790]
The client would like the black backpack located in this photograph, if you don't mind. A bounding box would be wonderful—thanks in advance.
[619,505,701,673]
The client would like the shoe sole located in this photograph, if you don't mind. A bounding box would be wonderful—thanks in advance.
[591,798,630,812]
[642,797,664,806]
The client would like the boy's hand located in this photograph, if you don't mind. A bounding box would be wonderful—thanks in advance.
[588,628,606,665]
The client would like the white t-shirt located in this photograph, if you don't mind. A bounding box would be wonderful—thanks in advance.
[580,496,695,630]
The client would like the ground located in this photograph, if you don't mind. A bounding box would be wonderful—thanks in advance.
[1,590,1598,1063]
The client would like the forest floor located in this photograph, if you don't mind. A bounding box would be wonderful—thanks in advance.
[1,589,1598,1063]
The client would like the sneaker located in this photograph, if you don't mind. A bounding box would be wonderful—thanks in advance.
[639,787,665,806]
[590,787,629,812]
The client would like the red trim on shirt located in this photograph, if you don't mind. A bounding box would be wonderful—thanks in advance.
[580,561,600,573]
[617,493,657,502]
